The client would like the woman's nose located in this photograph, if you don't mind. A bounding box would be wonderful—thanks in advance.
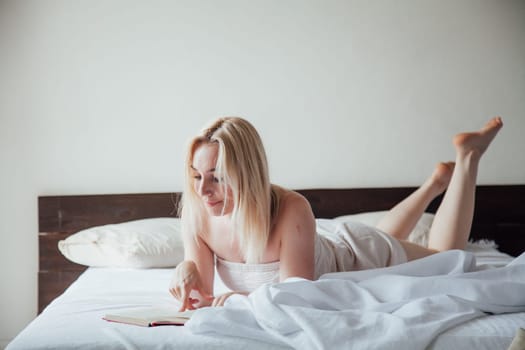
[199,179,213,196]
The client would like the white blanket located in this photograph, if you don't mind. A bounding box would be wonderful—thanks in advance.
[186,250,525,350]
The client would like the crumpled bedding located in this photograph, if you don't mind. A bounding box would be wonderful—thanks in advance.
[187,250,525,350]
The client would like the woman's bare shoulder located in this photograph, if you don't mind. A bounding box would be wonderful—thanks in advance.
[274,186,314,220]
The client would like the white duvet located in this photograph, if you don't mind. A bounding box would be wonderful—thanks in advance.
[187,250,525,350]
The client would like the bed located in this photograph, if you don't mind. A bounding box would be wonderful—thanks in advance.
[7,185,525,349]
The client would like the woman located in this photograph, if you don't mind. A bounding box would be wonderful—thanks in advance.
[169,116,503,311]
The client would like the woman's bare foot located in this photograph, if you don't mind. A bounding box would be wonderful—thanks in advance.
[453,117,503,159]
[429,162,455,194]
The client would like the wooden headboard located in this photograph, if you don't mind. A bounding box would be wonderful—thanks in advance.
[38,185,525,313]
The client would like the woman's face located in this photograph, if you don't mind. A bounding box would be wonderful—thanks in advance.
[191,143,234,216]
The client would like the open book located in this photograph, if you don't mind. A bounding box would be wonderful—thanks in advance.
[103,306,196,327]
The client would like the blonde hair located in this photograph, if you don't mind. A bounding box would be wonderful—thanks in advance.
[180,117,279,263]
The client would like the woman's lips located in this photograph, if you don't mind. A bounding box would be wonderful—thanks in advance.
[206,200,222,207]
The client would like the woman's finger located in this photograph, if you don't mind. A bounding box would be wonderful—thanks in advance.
[179,288,190,311]
[186,298,199,310]
[169,287,178,300]
[212,293,228,307]
[170,286,181,300]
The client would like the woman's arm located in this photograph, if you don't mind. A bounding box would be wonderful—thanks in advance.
[170,229,215,310]
[183,229,215,294]
[276,192,316,281]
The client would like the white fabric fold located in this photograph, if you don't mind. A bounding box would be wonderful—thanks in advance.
[186,250,525,350]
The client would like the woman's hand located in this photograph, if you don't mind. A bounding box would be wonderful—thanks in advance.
[169,260,214,311]
[211,291,248,307]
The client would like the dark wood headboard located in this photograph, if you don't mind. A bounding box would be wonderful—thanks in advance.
[38,185,525,313]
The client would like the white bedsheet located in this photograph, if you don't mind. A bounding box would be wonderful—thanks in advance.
[7,246,523,350]
[187,250,525,350]
[6,268,288,350]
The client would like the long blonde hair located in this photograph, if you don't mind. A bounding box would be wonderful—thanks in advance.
[180,117,279,263]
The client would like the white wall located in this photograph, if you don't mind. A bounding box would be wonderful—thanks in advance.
[1,0,524,346]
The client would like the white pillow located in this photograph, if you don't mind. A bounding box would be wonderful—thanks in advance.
[58,218,184,268]
[334,211,434,247]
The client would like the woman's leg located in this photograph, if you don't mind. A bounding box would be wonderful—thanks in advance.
[376,162,454,240]
[399,117,504,261]
[426,116,503,251]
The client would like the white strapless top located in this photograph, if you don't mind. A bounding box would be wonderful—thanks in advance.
[215,220,407,293]
[216,257,280,292]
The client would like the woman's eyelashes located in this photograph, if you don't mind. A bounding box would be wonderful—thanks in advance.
[192,174,220,183]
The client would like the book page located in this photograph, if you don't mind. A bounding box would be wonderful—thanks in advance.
[103,306,196,327]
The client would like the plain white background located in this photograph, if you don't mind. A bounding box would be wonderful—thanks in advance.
[1,0,524,346]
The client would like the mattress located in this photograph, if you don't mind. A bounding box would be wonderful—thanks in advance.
[7,246,524,350]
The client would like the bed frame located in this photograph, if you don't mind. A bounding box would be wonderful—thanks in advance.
[38,185,525,313]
